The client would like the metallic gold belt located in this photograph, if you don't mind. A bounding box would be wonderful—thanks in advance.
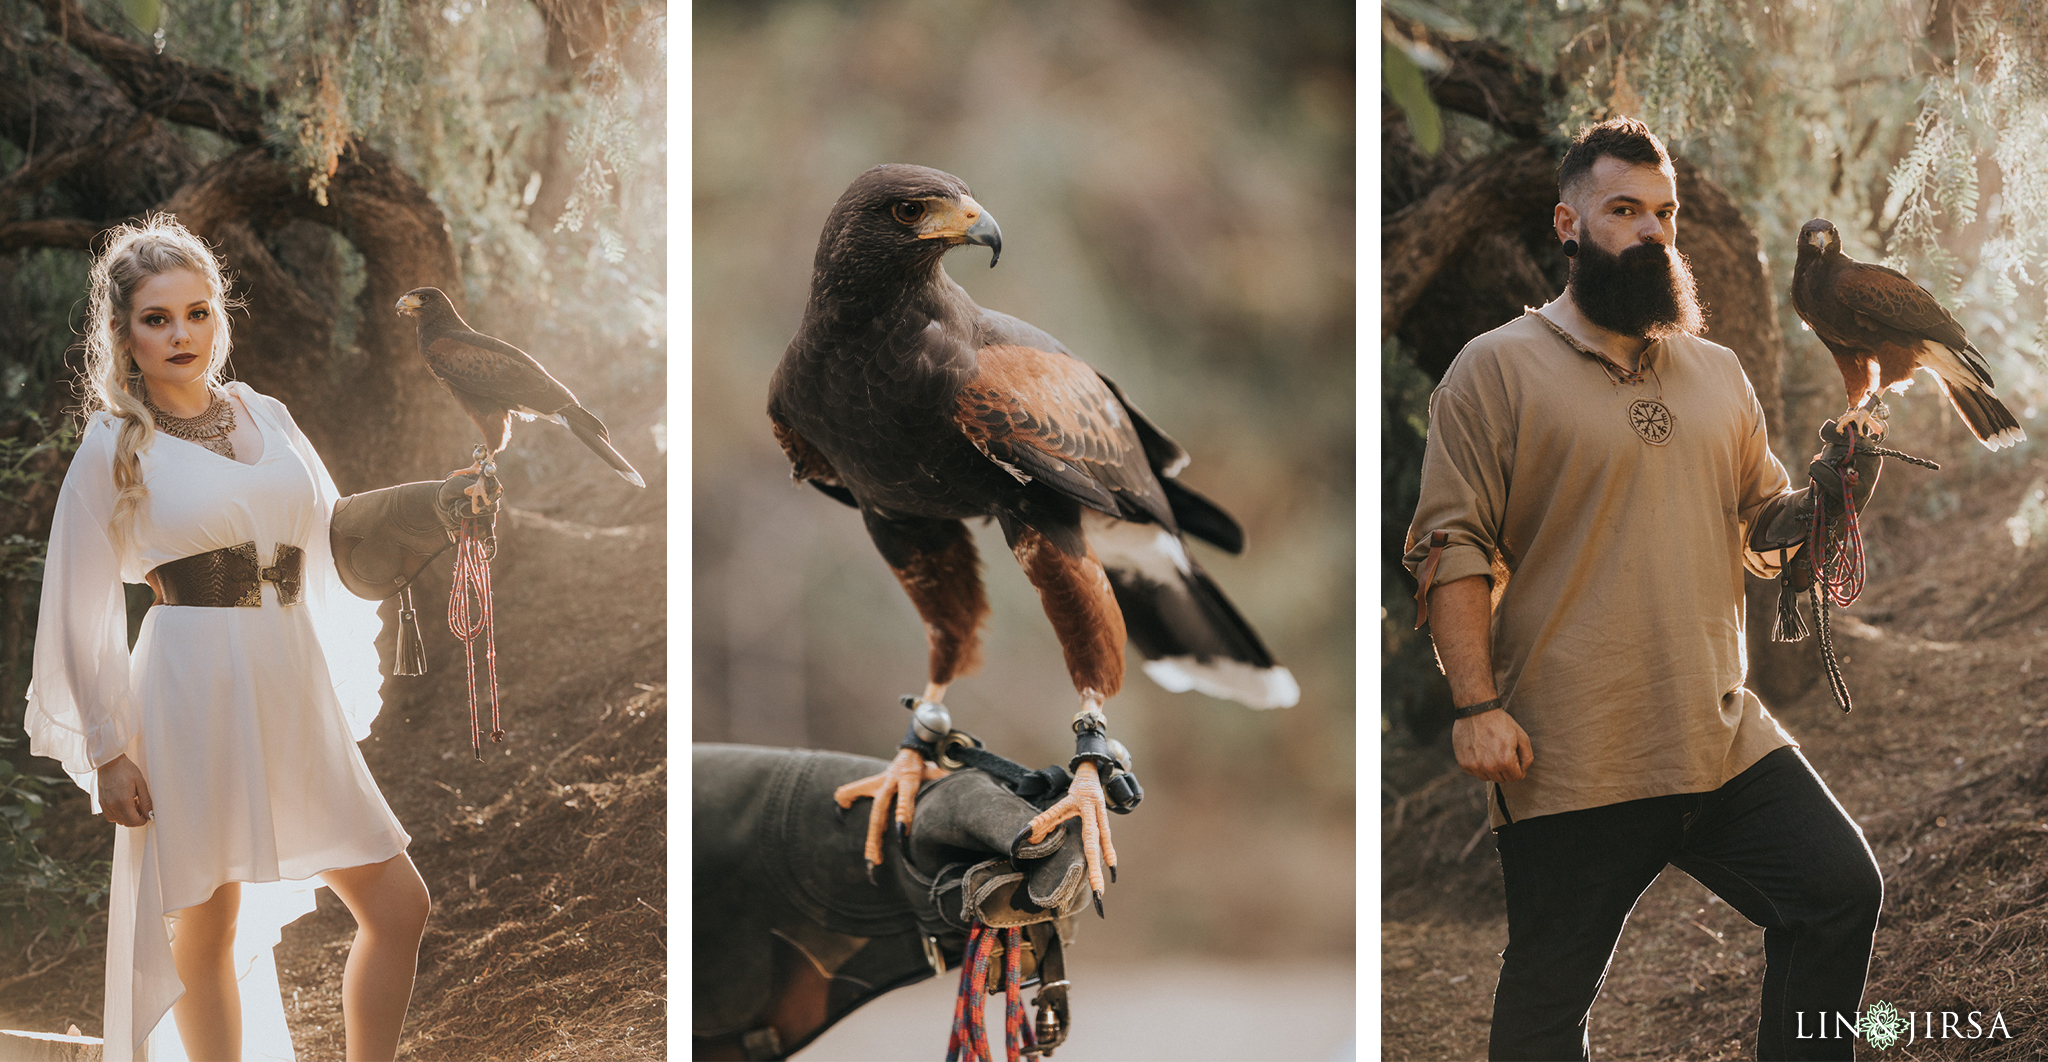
[146,542,305,607]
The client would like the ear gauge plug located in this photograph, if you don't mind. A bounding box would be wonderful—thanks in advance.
[1562,239,1580,258]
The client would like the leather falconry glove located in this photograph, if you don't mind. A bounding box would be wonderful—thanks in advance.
[330,471,502,675]
[1747,417,1885,560]
[693,743,1089,1061]
[329,472,503,600]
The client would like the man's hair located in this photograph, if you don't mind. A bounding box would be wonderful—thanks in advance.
[1557,117,1673,203]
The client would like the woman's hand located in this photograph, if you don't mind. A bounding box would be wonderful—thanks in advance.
[96,754,154,827]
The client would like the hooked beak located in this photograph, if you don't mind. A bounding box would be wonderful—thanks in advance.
[916,195,1004,268]
[1804,229,1830,250]
[395,292,423,317]
[962,209,1002,268]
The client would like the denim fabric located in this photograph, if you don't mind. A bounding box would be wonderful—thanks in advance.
[1488,746,1882,1061]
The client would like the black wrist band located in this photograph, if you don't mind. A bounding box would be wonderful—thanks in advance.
[1452,697,1503,719]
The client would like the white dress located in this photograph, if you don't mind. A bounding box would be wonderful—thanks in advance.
[25,383,410,1061]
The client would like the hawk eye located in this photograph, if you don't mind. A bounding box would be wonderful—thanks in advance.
[892,200,926,225]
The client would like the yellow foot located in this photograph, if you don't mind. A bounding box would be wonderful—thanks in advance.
[834,745,948,874]
[1024,760,1117,915]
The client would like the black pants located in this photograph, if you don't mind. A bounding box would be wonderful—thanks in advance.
[1489,746,1882,1062]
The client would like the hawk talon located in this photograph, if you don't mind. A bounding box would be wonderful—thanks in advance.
[1024,759,1117,902]
[833,745,948,871]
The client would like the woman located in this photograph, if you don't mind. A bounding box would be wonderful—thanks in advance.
[27,215,464,1061]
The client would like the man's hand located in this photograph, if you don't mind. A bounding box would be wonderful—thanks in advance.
[1453,710,1534,782]
[97,754,153,827]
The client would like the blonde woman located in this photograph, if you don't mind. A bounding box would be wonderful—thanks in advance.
[27,215,489,1061]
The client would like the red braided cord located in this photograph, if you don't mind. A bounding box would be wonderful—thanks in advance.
[946,941,971,1062]
[1805,435,1867,608]
[947,925,1040,1062]
[1002,926,1033,1061]
[947,926,997,1061]
[448,516,502,760]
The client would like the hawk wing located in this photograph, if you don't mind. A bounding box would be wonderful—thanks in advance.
[425,329,582,414]
[1832,262,1991,385]
[955,343,1173,529]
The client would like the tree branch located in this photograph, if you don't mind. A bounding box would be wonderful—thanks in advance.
[0,111,156,204]
[1381,141,1557,339]
[0,216,97,252]
[31,0,271,143]
[1428,39,1565,141]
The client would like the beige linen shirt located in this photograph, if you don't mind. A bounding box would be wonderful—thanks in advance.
[1405,310,1797,827]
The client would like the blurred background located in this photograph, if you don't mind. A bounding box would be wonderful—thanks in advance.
[692,0,1355,1056]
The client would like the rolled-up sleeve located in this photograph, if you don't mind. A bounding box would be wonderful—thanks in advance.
[25,420,138,787]
[1733,378,1795,578]
[1404,380,1509,593]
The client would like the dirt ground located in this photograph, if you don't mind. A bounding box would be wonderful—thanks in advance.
[0,426,666,1061]
[1383,447,2048,1061]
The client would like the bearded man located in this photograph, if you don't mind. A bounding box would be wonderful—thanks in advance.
[1404,117,1884,1061]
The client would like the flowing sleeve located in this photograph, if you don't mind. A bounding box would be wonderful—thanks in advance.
[25,417,138,791]
[252,387,388,742]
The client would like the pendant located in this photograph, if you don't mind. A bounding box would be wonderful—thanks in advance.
[1629,398,1674,446]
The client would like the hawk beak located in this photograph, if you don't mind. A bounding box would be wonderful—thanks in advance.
[395,293,422,316]
[1804,230,1829,250]
[962,209,1002,268]
[918,195,1003,268]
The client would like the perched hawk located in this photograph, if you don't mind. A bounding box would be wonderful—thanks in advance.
[769,164,1297,902]
[1790,218,2023,449]
[395,287,646,492]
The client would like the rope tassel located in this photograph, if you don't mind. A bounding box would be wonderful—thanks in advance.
[448,515,503,759]
[1793,432,1938,712]
[394,584,427,676]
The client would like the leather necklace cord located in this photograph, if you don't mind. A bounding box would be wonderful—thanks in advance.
[1531,310,1662,393]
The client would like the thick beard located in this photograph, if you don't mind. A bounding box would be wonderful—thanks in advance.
[1568,231,1705,341]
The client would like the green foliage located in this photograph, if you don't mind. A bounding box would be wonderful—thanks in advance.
[0,415,89,953]
[1384,41,1443,156]
[0,737,106,952]
[1382,338,1449,742]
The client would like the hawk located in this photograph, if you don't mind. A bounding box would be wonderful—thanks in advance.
[769,164,1297,904]
[1790,218,2023,449]
[395,287,646,495]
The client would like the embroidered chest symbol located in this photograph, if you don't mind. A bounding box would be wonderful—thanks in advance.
[1629,398,1674,445]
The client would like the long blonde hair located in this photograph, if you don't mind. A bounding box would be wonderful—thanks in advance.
[81,214,236,549]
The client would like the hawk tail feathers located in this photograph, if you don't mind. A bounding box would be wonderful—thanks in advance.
[1940,378,2026,451]
[1163,478,1246,555]
[563,404,648,486]
[1085,512,1297,709]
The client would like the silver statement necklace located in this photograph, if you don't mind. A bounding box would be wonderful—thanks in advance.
[1532,310,1674,447]
[147,388,237,460]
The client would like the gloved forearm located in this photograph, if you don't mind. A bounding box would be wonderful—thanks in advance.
[1748,419,1884,559]
[330,474,499,600]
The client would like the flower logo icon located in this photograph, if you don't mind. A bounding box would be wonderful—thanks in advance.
[1864,1000,1906,1050]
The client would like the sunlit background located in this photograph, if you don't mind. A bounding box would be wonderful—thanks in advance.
[693,0,1355,1056]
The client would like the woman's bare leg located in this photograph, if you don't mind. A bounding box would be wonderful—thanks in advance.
[320,853,431,1062]
[169,881,242,1061]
